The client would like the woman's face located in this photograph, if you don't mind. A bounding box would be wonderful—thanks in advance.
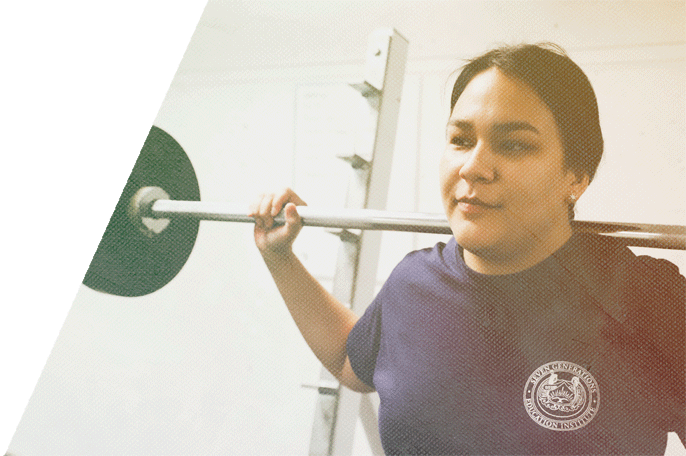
[440,68,588,273]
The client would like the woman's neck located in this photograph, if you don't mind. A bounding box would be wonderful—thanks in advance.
[463,224,573,275]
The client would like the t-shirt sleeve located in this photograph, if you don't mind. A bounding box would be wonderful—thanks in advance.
[345,243,449,390]
[346,294,384,389]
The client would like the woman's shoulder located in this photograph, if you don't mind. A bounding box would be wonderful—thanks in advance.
[392,237,458,277]
[557,234,684,321]
[571,233,677,270]
[574,233,684,289]
[632,253,685,290]
[623,250,685,326]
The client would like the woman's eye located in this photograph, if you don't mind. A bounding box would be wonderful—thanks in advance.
[449,136,473,149]
[499,140,535,154]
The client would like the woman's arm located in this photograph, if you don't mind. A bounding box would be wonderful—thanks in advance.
[250,189,374,393]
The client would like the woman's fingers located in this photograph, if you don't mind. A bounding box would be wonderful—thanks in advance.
[283,202,301,227]
[272,191,288,217]
[258,193,276,228]
[272,188,307,216]
[250,189,307,255]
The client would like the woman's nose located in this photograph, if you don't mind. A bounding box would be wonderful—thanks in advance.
[458,142,496,183]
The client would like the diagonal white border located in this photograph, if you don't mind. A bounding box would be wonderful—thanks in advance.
[0,1,205,451]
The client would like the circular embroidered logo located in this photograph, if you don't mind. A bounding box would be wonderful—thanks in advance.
[523,361,599,431]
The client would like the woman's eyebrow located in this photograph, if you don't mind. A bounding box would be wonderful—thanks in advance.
[446,119,472,130]
[491,121,539,134]
[446,120,539,134]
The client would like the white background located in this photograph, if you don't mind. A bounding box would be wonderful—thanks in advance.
[1,1,207,451]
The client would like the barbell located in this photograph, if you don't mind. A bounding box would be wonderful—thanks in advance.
[83,126,686,297]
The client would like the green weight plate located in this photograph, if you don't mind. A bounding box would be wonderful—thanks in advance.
[83,126,200,297]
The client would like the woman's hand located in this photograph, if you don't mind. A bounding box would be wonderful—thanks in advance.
[248,188,307,258]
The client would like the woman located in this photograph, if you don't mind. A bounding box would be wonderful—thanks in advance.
[249,44,685,454]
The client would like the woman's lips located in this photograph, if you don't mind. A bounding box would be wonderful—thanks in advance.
[455,197,502,214]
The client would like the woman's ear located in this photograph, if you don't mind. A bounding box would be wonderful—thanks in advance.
[568,172,590,202]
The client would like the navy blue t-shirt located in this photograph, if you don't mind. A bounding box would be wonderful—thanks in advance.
[347,234,685,455]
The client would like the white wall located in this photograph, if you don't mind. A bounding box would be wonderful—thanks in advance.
[8,1,684,455]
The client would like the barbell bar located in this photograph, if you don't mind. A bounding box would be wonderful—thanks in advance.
[131,186,686,251]
[83,126,686,299]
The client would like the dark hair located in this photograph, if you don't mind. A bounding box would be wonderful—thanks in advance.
[450,44,603,217]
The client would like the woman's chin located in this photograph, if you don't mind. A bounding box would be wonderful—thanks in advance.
[451,224,503,253]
